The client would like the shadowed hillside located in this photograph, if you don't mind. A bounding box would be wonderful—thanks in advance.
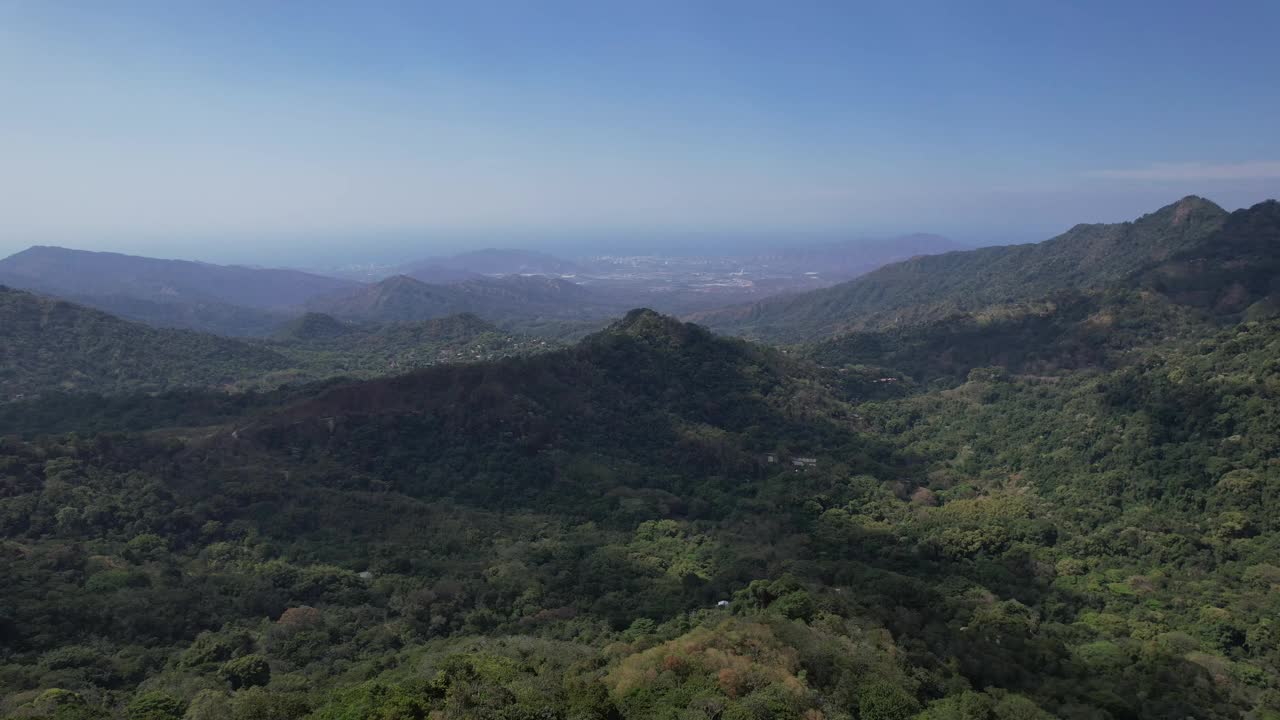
[0,290,556,405]
[0,286,291,399]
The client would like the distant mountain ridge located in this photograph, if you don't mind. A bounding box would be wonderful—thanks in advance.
[694,196,1234,342]
[0,245,358,336]
[307,273,620,325]
[0,246,613,337]
[0,246,356,308]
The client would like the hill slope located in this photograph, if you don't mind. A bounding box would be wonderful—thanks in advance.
[1139,198,1280,313]
[3,200,1279,720]
[2,303,1273,717]
[0,288,559,405]
[0,246,357,335]
[265,312,555,382]
[0,246,356,309]
[0,286,291,399]
[307,273,623,327]
[696,196,1229,341]
[803,199,1280,384]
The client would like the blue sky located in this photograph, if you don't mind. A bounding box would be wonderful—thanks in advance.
[2,0,1279,264]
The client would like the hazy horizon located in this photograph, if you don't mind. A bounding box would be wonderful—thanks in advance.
[2,227,994,270]
[0,193,1271,272]
[2,1,1279,266]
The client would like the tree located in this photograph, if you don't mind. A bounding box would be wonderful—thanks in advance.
[857,682,918,720]
[219,654,272,690]
[126,691,185,720]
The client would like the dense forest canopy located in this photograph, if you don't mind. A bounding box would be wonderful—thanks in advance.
[0,290,556,402]
[1,198,1279,719]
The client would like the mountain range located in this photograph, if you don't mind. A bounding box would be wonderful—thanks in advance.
[0,285,552,404]
[694,196,1248,341]
[0,246,357,336]
[306,273,617,326]
[0,246,608,337]
[0,231,975,339]
[2,196,1279,718]
[0,245,355,308]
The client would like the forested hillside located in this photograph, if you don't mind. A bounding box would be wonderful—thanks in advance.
[0,287,291,400]
[696,196,1234,342]
[807,288,1212,385]
[56,294,290,339]
[3,282,1280,718]
[306,274,623,329]
[0,289,554,401]
[4,0,1276,714]
[1,197,1278,720]
[261,313,557,386]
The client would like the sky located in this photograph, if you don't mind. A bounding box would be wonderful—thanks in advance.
[2,0,1279,265]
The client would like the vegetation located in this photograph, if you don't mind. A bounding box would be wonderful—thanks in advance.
[0,287,291,400]
[697,196,1232,342]
[1,198,1279,718]
[305,274,625,330]
[256,312,558,389]
[0,291,555,402]
[807,288,1214,386]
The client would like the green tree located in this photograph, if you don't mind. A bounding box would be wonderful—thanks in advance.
[219,654,272,690]
[126,691,185,720]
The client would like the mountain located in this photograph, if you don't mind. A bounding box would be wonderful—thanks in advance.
[0,246,357,336]
[0,287,556,406]
[3,301,1273,717]
[0,286,290,400]
[306,273,620,327]
[0,246,356,308]
[801,199,1280,386]
[397,247,581,279]
[273,312,357,341]
[3,201,1279,719]
[808,288,1214,385]
[270,308,804,425]
[1138,199,1280,314]
[695,196,1230,342]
